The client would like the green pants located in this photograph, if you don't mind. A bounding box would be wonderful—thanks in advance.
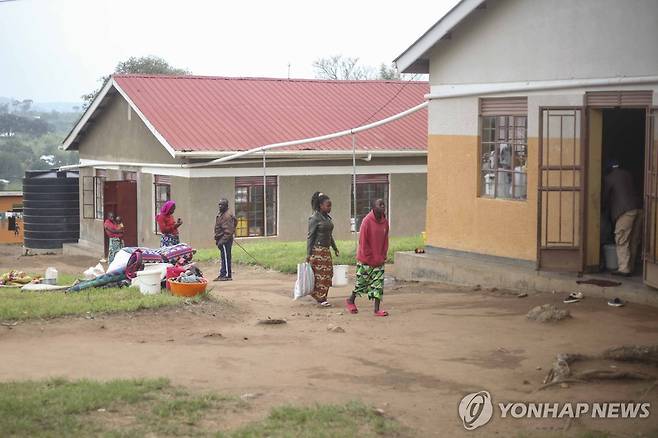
[108,237,124,263]
[353,262,385,300]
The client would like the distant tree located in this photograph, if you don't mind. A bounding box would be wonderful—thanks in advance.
[378,63,400,80]
[114,56,190,76]
[0,103,7,113]
[0,152,24,179]
[19,99,33,113]
[82,55,191,109]
[0,113,52,137]
[313,55,374,80]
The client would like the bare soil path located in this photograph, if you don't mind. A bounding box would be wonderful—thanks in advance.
[1,246,658,436]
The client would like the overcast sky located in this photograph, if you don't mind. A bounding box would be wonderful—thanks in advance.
[0,0,457,103]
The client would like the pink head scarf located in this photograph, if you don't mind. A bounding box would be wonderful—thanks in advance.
[159,200,176,216]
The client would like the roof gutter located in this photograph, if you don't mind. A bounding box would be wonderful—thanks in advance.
[58,153,385,171]
[426,75,658,100]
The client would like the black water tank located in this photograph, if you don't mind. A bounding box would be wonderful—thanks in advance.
[23,170,80,249]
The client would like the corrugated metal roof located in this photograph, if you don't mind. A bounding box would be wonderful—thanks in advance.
[112,75,428,153]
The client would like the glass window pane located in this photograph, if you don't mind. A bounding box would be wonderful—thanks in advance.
[482,171,495,197]
[498,143,512,170]
[479,115,527,200]
[481,143,496,172]
[352,181,388,230]
[234,183,278,237]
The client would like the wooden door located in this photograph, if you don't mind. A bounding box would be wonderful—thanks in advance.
[644,108,658,287]
[537,107,586,271]
[104,181,138,249]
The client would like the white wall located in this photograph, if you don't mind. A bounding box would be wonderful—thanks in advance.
[429,0,658,85]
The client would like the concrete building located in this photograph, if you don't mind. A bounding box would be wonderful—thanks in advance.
[394,0,658,302]
[0,192,23,244]
[61,75,428,255]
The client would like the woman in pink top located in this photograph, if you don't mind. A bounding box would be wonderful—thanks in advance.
[345,198,390,316]
[103,212,124,263]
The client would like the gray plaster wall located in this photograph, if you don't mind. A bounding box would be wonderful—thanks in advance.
[77,91,177,164]
[429,0,658,85]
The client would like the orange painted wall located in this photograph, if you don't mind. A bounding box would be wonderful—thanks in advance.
[0,195,23,244]
[426,135,539,261]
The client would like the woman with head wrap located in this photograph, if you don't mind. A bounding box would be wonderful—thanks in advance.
[156,200,182,247]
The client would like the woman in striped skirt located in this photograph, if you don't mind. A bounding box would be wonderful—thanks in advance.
[306,192,340,307]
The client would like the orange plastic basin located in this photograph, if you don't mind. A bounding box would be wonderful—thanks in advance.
[169,278,208,297]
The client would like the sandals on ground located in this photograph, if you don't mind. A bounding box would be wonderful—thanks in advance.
[374,310,389,317]
[345,298,358,314]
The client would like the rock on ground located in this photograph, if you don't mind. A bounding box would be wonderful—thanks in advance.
[527,304,571,322]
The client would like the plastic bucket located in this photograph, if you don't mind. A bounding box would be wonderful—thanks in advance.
[44,267,58,285]
[135,268,162,295]
[332,265,348,287]
[146,263,170,277]
[604,244,618,271]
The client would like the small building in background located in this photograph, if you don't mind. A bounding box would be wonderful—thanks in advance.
[61,75,428,255]
[0,192,23,244]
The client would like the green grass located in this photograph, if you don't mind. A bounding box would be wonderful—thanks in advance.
[196,235,424,274]
[0,273,199,321]
[0,378,244,437]
[0,379,406,437]
[223,401,406,438]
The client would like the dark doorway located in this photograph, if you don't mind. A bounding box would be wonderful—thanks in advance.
[103,181,138,256]
[600,108,646,275]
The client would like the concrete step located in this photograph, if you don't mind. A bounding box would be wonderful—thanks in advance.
[395,250,658,308]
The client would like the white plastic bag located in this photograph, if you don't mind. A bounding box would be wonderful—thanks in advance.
[83,263,105,280]
[293,262,315,300]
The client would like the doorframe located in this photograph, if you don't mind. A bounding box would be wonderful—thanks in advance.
[583,99,652,277]
[643,107,658,287]
[536,106,588,272]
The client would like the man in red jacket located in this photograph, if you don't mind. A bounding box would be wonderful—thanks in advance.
[345,198,390,316]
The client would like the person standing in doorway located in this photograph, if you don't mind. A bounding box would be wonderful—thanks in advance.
[214,198,237,281]
[104,212,124,263]
[345,198,390,316]
[604,160,643,276]
[156,200,182,247]
[307,192,339,307]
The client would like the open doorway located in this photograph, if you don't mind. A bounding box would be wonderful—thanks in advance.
[599,108,646,277]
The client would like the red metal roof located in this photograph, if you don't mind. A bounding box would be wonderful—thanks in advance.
[112,75,428,153]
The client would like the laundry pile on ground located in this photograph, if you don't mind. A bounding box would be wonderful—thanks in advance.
[166,265,205,285]
[68,243,202,294]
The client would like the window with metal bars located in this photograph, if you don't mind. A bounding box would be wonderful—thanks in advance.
[479,98,528,200]
[82,176,94,219]
[235,177,277,237]
[94,169,107,219]
[351,174,389,231]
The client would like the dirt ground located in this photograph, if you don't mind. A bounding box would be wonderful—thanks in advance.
[1,244,658,437]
